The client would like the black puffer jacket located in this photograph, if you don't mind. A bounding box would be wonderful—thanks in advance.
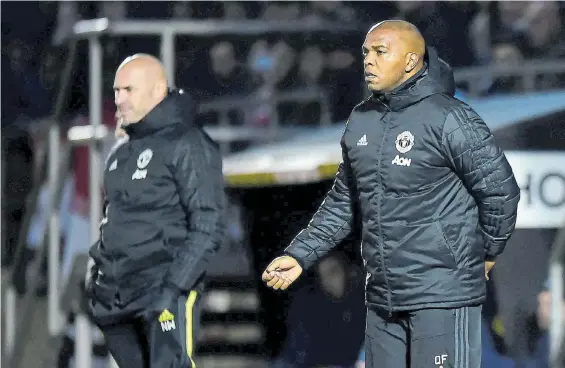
[88,90,226,310]
[285,48,520,312]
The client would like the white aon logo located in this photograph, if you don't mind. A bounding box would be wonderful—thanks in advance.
[392,155,411,167]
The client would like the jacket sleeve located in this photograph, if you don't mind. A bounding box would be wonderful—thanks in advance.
[86,198,108,287]
[284,139,356,270]
[441,105,520,259]
[166,130,226,291]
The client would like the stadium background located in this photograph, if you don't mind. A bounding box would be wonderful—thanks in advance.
[2,1,565,368]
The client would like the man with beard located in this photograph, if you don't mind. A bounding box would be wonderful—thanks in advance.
[86,54,226,368]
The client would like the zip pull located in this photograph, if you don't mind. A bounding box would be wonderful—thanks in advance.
[374,95,392,113]
[375,99,391,122]
[380,111,389,123]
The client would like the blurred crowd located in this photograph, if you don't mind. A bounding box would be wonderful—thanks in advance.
[3,1,565,131]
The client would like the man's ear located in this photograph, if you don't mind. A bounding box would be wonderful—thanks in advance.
[405,53,419,73]
[154,80,168,98]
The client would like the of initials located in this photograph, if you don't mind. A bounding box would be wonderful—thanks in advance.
[434,354,448,367]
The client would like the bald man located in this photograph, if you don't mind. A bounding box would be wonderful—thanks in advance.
[262,21,520,368]
[86,54,226,368]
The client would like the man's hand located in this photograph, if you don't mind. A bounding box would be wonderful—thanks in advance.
[485,260,496,280]
[262,256,303,291]
[115,112,127,138]
[537,290,551,330]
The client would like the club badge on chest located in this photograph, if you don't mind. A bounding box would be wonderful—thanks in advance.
[132,148,153,180]
[392,131,414,167]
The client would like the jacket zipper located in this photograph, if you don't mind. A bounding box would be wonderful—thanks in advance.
[376,100,393,316]
[113,140,134,304]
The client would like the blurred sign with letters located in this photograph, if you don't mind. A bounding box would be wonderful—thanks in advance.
[506,151,565,229]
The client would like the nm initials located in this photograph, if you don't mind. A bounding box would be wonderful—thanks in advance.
[158,309,176,332]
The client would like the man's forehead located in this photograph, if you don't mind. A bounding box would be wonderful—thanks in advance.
[363,28,401,46]
[114,66,143,86]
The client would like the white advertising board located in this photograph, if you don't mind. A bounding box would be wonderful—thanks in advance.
[505,151,565,229]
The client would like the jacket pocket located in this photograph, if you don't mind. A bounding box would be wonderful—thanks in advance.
[435,221,457,268]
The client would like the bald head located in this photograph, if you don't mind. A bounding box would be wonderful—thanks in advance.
[114,54,169,125]
[117,54,168,85]
[362,20,426,93]
[369,20,426,59]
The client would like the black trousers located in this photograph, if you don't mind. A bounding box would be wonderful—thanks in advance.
[365,305,482,368]
[97,291,201,368]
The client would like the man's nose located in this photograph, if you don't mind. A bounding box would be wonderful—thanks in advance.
[115,91,127,105]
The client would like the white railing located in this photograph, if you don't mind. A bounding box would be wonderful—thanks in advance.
[454,60,565,96]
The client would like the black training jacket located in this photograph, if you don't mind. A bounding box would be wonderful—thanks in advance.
[285,48,521,312]
[89,90,226,308]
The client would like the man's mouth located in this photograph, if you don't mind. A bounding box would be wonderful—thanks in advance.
[364,72,377,80]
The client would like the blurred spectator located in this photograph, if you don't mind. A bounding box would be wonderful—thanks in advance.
[271,40,297,88]
[489,2,565,61]
[247,39,296,89]
[492,229,556,368]
[52,2,79,46]
[192,41,251,127]
[394,2,478,67]
[466,2,496,95]
[275,45,325,126]
[491,1,538,50]
[521,2,565,88]
[323,42,360,122]
[169,2,192,19]
[533,279,565,368]
[260,2,301,21]
[272,251,365,368]
[1,126,34,267]
[205,41,250,98]
[40,48,61,90]
[247,39,297,127]
[223,2,247,20]
[490,43,525,93]
[326,50,355,73]
[297,46,325,87]
[468,2,493,64]
[39,46,63,108]
[100,1,126,21]
[247,39,273,85]
[306,1,357,22]
[4,40,53,122]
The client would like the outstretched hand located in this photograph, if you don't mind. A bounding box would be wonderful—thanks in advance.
[262,256,303,291]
